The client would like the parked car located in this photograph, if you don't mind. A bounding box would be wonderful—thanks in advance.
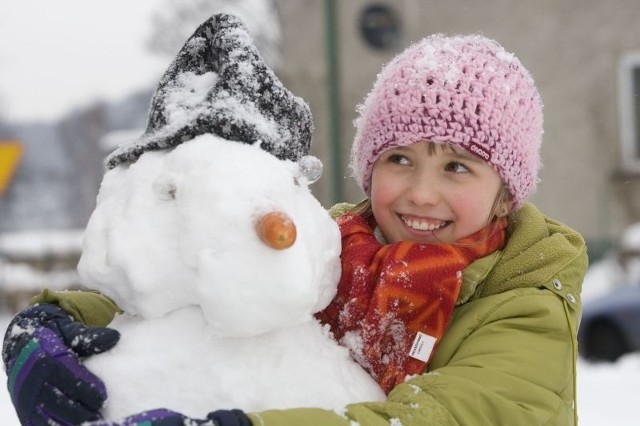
[578,284,640,361]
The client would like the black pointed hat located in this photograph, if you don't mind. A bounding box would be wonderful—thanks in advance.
[105,14,313,169]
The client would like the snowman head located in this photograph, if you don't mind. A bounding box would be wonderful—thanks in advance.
[79,136,341,337]
[79,13,336,336]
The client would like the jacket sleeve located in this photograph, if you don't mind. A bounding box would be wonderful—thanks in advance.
[30,288,122,327]
[247,288,578,426]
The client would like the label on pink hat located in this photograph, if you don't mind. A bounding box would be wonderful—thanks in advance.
[466,142,491,161]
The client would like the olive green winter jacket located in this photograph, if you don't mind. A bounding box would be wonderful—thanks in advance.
[33,202,588,426]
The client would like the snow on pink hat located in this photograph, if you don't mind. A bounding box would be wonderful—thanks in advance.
[351,34,543,209]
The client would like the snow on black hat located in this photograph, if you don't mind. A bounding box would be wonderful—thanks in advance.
[105,13,313,169]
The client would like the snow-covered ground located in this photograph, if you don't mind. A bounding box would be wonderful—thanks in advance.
[577,354,640,425]
[0,311,637,425]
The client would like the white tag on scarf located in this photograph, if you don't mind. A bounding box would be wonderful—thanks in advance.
[409,331,436,362]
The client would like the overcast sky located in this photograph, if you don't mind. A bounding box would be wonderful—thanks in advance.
[0,0,170,123]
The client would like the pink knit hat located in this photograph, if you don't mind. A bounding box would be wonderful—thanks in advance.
[351,34,543,209]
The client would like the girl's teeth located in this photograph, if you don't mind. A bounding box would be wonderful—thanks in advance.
[403,217,447,231]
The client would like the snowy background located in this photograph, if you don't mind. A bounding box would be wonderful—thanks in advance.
[0,0,280,123]
[1,1,639,424]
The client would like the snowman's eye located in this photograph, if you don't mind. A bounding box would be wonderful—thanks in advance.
[153,175,177,201]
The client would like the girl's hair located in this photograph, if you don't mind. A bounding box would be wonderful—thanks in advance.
[351,199,374,219]
[350,33,543,210]
[488,185,512,221]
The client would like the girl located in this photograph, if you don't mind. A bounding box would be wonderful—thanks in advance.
[3,33,587,425]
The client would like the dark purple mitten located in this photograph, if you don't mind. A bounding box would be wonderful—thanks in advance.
[2,303,120,426]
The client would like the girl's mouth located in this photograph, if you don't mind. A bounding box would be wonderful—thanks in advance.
[400,215,451,232]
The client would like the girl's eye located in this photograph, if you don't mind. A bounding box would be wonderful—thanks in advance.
[445,161,469,173]
[387,154,411,166]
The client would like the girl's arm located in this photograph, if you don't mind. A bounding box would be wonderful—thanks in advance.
[248,288,578,426]
[63,286,575,426]
[30,288,121,327]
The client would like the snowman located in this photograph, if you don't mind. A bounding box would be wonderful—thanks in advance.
[77,14,385,420]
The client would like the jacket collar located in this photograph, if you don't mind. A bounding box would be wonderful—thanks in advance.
[459,202,588,305]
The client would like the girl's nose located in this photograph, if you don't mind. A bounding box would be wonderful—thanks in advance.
[405,173,441,206]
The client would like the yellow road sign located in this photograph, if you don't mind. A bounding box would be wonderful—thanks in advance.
[0,140,23,196]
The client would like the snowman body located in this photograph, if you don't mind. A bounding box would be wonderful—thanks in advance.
[79,136,385,419]
[86,308,384,418]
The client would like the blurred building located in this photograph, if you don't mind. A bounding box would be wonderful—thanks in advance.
[275,0,640,259]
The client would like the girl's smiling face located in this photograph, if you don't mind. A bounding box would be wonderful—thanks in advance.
[370,141,510,244]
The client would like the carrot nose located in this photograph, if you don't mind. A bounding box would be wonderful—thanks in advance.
[255,211,297,250]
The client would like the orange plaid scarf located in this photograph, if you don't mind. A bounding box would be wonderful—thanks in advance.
[316,212,507,393]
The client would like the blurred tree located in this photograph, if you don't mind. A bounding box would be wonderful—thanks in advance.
[53,89,152,229]
[56,102,108,227]
[0,99,15,139]
[148,0,282,69]
[0,119,14,140]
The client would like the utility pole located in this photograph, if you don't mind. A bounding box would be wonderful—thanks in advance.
[323,0,343,203]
